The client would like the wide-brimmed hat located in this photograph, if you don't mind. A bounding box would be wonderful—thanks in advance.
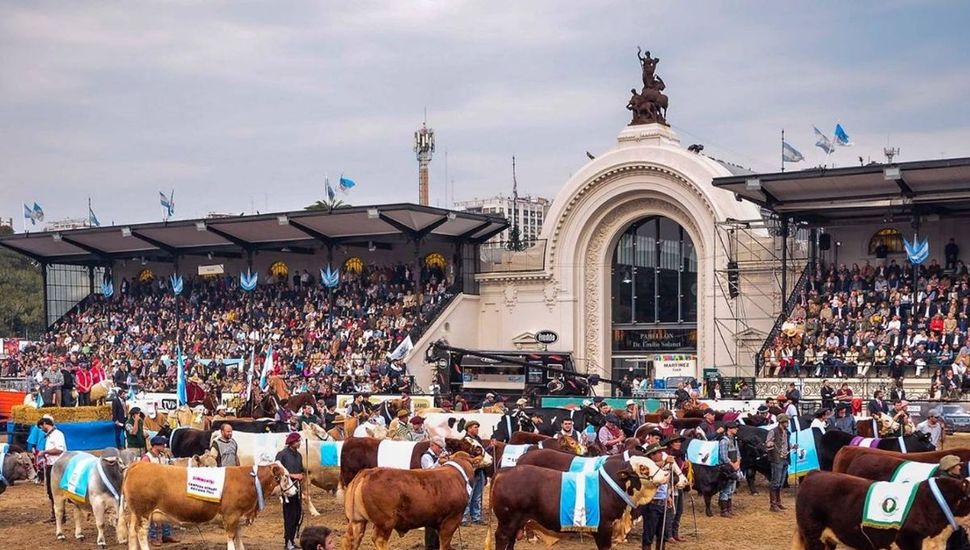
[396,409,409,418]
[626,399,636,407]
[776,414,790,424]
[430,435,446,447]
[940,455,961,471]
[642,443,665,456]
[331,414,347,424]
[662,435,686,446]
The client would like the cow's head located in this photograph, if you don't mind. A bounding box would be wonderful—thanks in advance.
[9,452,37,483]
[912,430,936,451]
[446,437,484,459]
[460,436,492,467]
[302,423,331,441]
[626,456,671,504]
[191,453,218,468]
[266,462,299,499]
[555,435,584,456]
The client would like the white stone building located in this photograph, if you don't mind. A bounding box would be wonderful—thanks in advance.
[454,194,550,247]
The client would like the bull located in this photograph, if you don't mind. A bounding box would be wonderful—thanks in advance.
[339,436,485,489]
[818,430,935,471]
[170,427,213,459]
[0,450,36,494]
[843,452,966,482]
[342,451,479,550]
[833,446,970,474]
[794,471,970,550]
[50,450,125,547]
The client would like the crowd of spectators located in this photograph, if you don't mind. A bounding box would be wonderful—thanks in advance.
[762,244,970,396]
[2,263,455,405]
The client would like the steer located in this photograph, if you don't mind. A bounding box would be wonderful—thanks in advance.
[833,446,970,474]
[342,451,479,550]
[123,461,296,550]
[794,471,970,550]
[842,452,966,482]
[50,451,125,547]
[818,430,935,471]
[488,456,670,550]
[0,451,37,495]
[339,436,483,489]
[170,427,213,458]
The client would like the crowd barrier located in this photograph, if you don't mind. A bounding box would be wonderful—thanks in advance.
[8,420,116,451]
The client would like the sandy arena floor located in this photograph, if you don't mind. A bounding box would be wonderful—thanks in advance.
[4,435,967,549]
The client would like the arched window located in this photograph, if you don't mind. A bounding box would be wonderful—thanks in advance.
[868,228,905,256]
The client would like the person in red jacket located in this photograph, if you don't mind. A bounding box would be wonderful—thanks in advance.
[76,359,106,406]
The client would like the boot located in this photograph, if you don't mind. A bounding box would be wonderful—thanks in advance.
[776,490,788,510]
[719,500,730,518]
[769,490,781,512]
[726,499,736,517]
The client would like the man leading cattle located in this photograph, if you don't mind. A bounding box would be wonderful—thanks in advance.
[421,436,447,550]
[717,421,741,517]
[639,442,674,550]
[141,436,178,545]
[277,432,306,550]
[764,414,797,513]
[462,421,487,525]
[38,416,66,523]
[210,423,239,467]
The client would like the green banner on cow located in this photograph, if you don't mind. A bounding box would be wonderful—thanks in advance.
[540,397,665,412]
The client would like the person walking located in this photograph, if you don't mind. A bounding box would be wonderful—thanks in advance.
[209,424,239,466]
[111,391,127,449]
[38,416,66,523]
[421,436,447,550]
[718,421,741,517]
[125,407,148,456]
[276,432,305,550]
[142,436,178,545]
[764,414,796,512]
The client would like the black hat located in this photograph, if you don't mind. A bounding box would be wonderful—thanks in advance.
[645,428,663,439]
[642,443,665,456]
[722,421,739,429]
[756,405,769,413]
[662,435,686,446]
[129,407,142,415]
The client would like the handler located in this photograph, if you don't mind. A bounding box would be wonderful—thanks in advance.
[277,432,305,550]
[421,436,447,550]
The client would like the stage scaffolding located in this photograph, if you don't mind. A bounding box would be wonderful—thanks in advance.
[713,214,812,377]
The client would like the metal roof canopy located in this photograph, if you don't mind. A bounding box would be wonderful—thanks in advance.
[0,203,508,265]
[712,157,970,226]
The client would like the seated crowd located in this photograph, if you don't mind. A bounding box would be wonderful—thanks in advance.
[2,263,454,406]
[762,248,970,392]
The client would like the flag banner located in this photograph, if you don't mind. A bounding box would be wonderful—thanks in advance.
[559,470,601,532]
[568,456,609,473]
[259,346,274,390]
[176,346,187,405]
[186,467,226,503]
[834,123,853,146]
[89,206,100,227]
[686,439,719,467]
[788,427,819,480]
[32,202,44,222]
[338,176,356,193]
[242,347,256,401]
[904,237,929,265]
[814,126,835,154]
[783,141,805,162]
[159,191,175,216]
[23,204,35,225]
[387,335,413,360]
[326,178,336,202]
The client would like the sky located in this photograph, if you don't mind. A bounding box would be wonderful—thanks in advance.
[1,1,968,229]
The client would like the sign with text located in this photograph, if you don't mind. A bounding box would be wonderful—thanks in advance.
[535,330,559,345]
[198,264,225,275]
[612,328,696,352]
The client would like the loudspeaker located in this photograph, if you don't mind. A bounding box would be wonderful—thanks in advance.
[727,260,739,298]
[819,234,831,251]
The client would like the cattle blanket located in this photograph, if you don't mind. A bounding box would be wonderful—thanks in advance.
[60,453,98,504]
[686,439,719,467]
[788,427,820,481]
[377,441,417,469]
[559,470,601,532]
[319,441,342,467]
[500,445,531,468]
[890,461,939,483]
[186,467,226,503]
[568,456,608,473]
[862,481,919,529]
[850,436,881,448]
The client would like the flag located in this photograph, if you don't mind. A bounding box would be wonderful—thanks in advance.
[159,190,174,217]
[23,204,35,225]
[32,202,44,222]
[242,347,256,401]
[813,126,835,154]
[834,123,853,146]
[338,176,356,193]
[325,177,336,202]
[782,141,804,163]
[258,345,274,391]
[788,427,820,480]
[88,205,101,227]
[176,346,188,406]
[388,335,413,360]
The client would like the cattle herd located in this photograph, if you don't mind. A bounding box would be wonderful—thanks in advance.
[4,402,970,550]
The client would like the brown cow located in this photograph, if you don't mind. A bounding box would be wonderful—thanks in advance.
[794,471,970,550]
[833,446,970,474]
[123,461,296,550]
[487,456,670,550]
[342,451,479,550]
[339,437,483,488]
[843,452,961,482]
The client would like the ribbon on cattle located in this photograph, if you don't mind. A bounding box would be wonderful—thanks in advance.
[500,445,531,468]
[376,440,417,470]
[186,467,227,503]
[60,453,98,504]
[890,461,938,483]
[850,436,881,449]
[862,481,919,529]
[559,470,601,532]
[568,456,609,473]
[0,451,6,486]
[686,439,719,467]
[319,441,342,467]
[788,427,819,482]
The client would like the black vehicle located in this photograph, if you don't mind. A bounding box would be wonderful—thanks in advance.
[441,349,587,403]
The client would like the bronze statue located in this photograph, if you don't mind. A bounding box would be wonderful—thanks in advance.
[627,47,669,126]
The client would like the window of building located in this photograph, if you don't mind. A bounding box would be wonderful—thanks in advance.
[868,228,905,256]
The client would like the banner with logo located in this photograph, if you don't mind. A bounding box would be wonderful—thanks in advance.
[336,394,434,414]
[788,427,819,481]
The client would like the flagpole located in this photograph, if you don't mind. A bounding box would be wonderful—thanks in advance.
[781,129,785,173]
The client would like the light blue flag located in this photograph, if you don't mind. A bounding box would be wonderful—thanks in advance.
[834,123,853,146]
[325,178,335,202]
[338,176,356,193]
[686,439,719,467]
[783,141,805,162]
[788,427,819,480]
[88,205,100,227]
[814,126,835,154]
[23,204,35,225]
[904,237,929,265]
[176,346,187,405]
[32,202,44,222]
[259,346,274,391]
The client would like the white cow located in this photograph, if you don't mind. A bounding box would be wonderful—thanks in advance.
[423,412,504,440]
[50,451,126,547]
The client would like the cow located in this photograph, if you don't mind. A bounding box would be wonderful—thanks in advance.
[490,438,582,473]
[855,415,895,438]
[50,451,125,547]
[842,452,965,482]
[339,436,485,489]
[226,424,329,466]
[818,430,936,471]
[0,451,37,494]
[123,461,296,550]
[491,406,604,441]
[735,425,773,494]
[210,419,289,433]
[423,412,504,440]
[793,471,970,550]
[170,427,213,459]
[833,446,970,474]
[342,451,479,550]
[302,440,344,517]
[487,456,670,550]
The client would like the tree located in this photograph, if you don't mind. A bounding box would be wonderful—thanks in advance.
[506,222,525,251]
[304,198,351,212]
[0,226,44,337]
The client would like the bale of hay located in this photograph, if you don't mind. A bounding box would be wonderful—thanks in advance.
[11,404,112,424]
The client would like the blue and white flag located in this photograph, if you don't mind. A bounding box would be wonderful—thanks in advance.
[325,177,336,202]
[23,203,35,225]
[338,176,356,193]
[783,141,805,163]
[159,190,175,217]
[814,126,835,154]
[242,347,256,401]
[88,205,101,227]
[176,346,188,405]
[788,427,819,480]
[240,270,258,292]
[904,237,929,265]
[686,439,719,467]
[259,346,274,391]
[170,274,184,295]
[834,123,853,146]
[32,202,45,222]
[388,335,413,361]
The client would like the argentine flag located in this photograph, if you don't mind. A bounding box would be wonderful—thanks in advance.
[338,176,356,193]
[813,126,835,154]
[23,203,35,225]
[834,123,853,146]
[176,346,188,405]
[259,346,274,391]
[89,205,101,227]
[32,202,45,222]
[782,141,804,163]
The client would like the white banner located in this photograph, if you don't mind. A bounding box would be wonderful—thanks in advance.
[652,354,696,379]
[198,264,225,275]
[132,391,239,413]
[186,467,226,502]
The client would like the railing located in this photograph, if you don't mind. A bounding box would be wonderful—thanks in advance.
[478,239,546,273]
[0,377,32,392]
[754,262,811,375]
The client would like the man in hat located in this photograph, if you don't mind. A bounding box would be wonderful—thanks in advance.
[125,407,148,456]
[699,409,721,440]
[765,414,797,512]
[210,423,239,466]
[38,416,66,523]
[327,414,348,440]
[481,392,497,409]
[462,421,487,524]
[917,408,946,449]
[388,408,411,440]
[421,436,447,550]
[829,403,856,434]
[639,443,673,549]
[939,455,963,479]
[408,416,428,442]
[277,432,305,550]
[755,404,775,425]
[142,436,178,544]
[717,421,741,517]
[598,415,625,455]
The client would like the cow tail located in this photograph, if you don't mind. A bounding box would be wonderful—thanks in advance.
[483,523,494,550]
[790,529,807,550]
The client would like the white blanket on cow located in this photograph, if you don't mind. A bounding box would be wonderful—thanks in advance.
[501,444,531,469]
[186,467,226,503]
[862,481,919,529]
[377,440,417,470]
[890,461,939,483]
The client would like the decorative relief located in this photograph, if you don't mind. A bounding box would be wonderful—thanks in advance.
[543,279,560,310]
[503,283,518,310]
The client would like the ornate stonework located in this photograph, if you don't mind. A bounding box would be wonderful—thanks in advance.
[543,279,560,311]
[503,283,518,310]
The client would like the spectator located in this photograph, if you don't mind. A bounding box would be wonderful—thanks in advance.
[828,403,856,434]
[946,239,959,271]
[300,526,336,550]
[125,407,148,455]
[916,408,946,449]
[820,379,835,410]
[717,422,741,517]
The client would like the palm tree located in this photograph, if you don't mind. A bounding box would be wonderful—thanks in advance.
[304,198,351,212]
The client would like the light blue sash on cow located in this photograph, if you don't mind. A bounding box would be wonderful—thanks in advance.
[559,470,601,532]
[686,439,719,467]
[60,453,98,504]
[319,441,342,467]
[788,427,819,481]
[0,443,8,453]
[568,456,608,473]
[0,451,7,486]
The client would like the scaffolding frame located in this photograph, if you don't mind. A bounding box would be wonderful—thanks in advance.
[712,216,812,377]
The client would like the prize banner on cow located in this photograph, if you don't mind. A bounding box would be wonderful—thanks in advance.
[788,427,819,481]
[686,439,719,467]
[186,467,226,502]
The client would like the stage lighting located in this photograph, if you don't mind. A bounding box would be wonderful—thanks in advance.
[745,178,761,191]
[367,208,380,219]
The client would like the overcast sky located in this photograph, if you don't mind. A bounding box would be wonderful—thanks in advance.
[2,2,968,229]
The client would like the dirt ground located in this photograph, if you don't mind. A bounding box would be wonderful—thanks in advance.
[4,435,968,550]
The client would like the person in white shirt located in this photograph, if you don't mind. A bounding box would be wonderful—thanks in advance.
[39,416,66,523]
[809,409,829,432]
